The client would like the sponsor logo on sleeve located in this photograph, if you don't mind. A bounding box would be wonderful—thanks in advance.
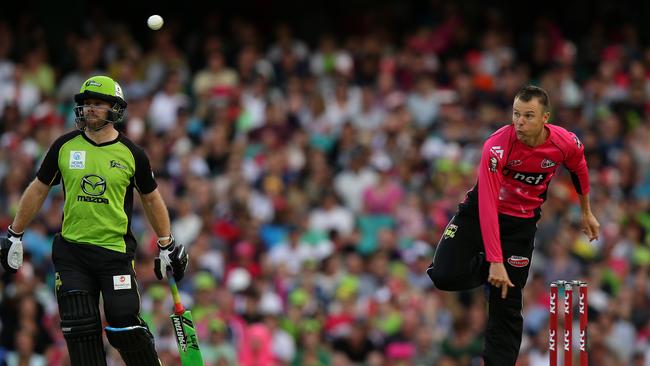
[489,157,498,172]
[572,134,582,149]
[490,146,503,159]
[541,159,557,169]
[70,151,86,169]
[507,255,530,267]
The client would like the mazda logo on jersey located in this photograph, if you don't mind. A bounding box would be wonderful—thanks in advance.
[78,175,109,204]
[81,174,106,196]
[504,170,548,185]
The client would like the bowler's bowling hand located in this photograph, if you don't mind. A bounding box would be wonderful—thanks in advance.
[488,262,514,299]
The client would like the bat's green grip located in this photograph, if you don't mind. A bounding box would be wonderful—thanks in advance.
[167,270,185,315]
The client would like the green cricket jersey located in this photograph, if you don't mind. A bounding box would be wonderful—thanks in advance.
[37,130,157,255]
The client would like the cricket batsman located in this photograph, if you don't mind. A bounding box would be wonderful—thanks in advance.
[0,75,188,365]
[426,85,600,365]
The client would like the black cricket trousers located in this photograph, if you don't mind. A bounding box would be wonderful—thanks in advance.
[427,205,537,366]
[52,234,144,328]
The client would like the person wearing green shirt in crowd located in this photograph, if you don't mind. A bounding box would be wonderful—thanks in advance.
[201,318,238,366]
[140,284,169,336]
[292,319,331,366]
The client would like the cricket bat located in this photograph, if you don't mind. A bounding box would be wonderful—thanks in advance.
[167,271,204,365]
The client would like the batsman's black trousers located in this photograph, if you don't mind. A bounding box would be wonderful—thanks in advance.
[427,204,538,366]
[52,234,144,328]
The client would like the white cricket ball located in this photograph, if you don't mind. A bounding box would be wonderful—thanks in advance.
[147,15,164,30]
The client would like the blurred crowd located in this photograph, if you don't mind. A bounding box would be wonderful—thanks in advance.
[1,4,650,366]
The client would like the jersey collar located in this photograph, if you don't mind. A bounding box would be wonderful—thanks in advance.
[81,131,121,147]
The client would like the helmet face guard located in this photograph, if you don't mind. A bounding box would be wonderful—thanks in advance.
[73,103,124,131]
[74,76,127,131]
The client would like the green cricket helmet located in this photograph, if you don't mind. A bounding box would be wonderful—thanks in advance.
[73,76,127,130]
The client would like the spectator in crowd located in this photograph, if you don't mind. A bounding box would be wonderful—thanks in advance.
[4,328,47,366]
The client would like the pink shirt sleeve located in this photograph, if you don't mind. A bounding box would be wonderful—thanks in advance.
[478,136,507,263]
[563,132,590,195]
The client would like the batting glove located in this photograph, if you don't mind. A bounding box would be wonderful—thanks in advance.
[1,226,23,273]
[154,235,188,282]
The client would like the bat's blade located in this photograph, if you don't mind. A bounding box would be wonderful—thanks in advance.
[167,270,204,365]
[170,310,204,365]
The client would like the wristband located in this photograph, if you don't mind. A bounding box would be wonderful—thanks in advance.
[8,225,23,236]
[157,234,174,247]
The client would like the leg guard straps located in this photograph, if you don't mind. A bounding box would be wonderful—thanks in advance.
[58,290,106,366]
[105,325,161,366]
